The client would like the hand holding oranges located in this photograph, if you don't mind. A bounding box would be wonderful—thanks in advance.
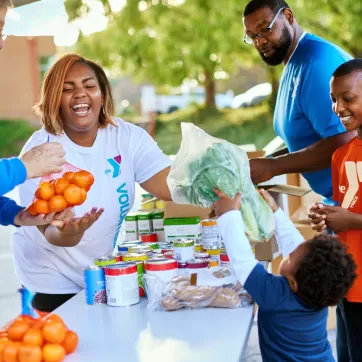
[29,170,94,216]
[0,314,78,362]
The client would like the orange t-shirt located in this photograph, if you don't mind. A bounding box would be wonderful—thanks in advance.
[332,137,362,302]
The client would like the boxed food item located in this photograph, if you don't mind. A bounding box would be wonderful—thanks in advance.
[151,211,165,242]
[137,211,153,234]
[164,216,201,242]
[124,213,139,241]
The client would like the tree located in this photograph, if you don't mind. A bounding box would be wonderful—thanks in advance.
[65,0,251,109]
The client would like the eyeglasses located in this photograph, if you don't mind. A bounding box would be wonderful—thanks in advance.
[243,7,285,45]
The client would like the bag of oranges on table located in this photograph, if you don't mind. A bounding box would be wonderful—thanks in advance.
[0,289,79,362]
[28,162,94,216]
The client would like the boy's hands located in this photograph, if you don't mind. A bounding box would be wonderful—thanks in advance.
[211,189,241,217]
[258,188,278,213]
[309,203,355,233]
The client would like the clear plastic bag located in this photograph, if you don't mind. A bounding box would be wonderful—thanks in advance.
[167,122,275,243]
[144,267,253,311]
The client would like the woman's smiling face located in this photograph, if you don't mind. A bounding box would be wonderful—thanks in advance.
[59,61,104,135]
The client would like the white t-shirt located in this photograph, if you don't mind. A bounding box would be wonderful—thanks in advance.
[12,118,171,294]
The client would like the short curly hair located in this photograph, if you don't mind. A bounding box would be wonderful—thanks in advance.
[296,235,357,309]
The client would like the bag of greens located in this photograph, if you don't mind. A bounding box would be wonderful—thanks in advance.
[167,123,274,243]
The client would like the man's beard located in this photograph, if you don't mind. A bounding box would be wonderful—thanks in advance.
[260,26,292,66]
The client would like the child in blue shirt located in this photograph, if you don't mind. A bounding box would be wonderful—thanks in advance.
[212,188,356,361]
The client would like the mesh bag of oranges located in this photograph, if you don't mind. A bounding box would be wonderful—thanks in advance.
[0,289,79,362]
[28,163,94,216]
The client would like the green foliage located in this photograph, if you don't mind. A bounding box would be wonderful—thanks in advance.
[151,104,274,155]
[67,0,251,106]
[0,120,36,157]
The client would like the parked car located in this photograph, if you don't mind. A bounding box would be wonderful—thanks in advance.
[232,83,272,109]
[141,85,234,114]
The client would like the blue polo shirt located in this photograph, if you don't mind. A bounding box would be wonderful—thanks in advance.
[245,264,334,361]
[274,33,352,199]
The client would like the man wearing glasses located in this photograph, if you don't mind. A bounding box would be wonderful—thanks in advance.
[243,1,354,361]
[0,0,69,227]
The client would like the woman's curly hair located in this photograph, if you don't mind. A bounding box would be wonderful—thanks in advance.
[296,234,357,309]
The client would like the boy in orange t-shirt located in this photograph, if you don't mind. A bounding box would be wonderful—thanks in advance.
[310,59,362,362]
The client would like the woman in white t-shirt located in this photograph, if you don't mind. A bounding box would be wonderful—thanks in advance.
[12,54,171,312]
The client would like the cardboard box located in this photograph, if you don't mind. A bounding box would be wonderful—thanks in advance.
[254,236,280,261]
[294,222,317,241]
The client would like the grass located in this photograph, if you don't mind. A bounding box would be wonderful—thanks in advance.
[154,104,275,155]
[0,119,36,157]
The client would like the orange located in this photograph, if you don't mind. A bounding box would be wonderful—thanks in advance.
[75,188,87,206]
[20,315,36,326]
[63,184,82,206]
[23,328,43,347]
[42,322,66,344]
[32,199,50,215]
[2,341,20,362]
[54,178,70,195]
[63,172,75,183]
[61,330,78,354]
[42,344,66,362]
[7,321,29,341]
[43,315,66,328]
[36,182,55,201]
[31,320,44,330]
[48,195,67,213]
[28,202,38,216]
[72,170,94,189]
[18,345,42,362]
[0,339,9,358]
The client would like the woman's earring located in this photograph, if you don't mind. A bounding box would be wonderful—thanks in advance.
[101,104,105,114]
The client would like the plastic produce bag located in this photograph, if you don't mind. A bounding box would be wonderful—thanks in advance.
[144,267,253,312]
[29,162,95,216]
[167,122,274,243]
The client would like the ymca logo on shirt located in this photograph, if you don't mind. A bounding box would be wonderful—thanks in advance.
[105,155,122,178]
[339,161,362,209]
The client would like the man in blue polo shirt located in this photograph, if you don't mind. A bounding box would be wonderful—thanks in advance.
[244,0,354,204]
[243,0,354,360]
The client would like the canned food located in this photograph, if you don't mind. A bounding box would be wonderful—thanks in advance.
[117,242,139,252]
[186,259,209,273]
[195,252,209,260]
[220,252,230,266]
[140,232,158,243]
[122,253,148,262]
[173,239,195,263]
[112,252,128,262]
[129,245,153,256]
[121,253,147,296]
[158,242,171,250]
[104,262,140,307]
[205,247,225,261]
[145,259,178,283]
[84,266,106,305]
[201,218,222,249]
[163,251,175,259]
[94,256,117,267]
[208,258,219,268]
[161,248,174,255]
[194,243,203,252]
[177,262,187,269]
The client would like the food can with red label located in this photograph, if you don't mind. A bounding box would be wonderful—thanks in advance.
[186,259,209,273]
[220,252,230,267]
[104,262,139,307]
[140,232,158,243]
[145,258,178,283]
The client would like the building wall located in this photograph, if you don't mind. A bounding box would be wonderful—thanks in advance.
[0,36,55,123]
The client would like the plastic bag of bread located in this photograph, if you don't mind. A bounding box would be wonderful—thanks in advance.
[143,267,253,311]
